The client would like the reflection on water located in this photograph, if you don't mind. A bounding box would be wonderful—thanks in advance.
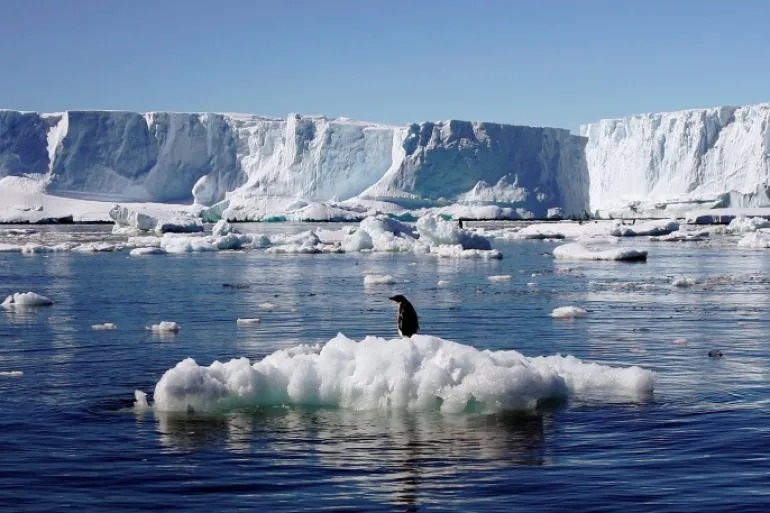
[151,406,549,508]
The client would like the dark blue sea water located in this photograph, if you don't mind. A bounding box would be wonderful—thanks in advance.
[1,224,768,512]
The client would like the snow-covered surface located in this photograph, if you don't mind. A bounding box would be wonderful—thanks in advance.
[149,333,656,413]
[582,104,770,217]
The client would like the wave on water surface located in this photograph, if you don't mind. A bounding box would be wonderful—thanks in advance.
[145,334,656,414]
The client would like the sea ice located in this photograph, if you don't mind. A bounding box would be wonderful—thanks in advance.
[553,243,648,262]
[150,334,656,413]
[363,274,396,286]
[236,318,261,326]
[148,321,180,332]
[92,322,118,330]
[2,291,53,307]
[551,306,588,318]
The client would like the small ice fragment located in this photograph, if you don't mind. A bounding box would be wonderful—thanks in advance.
[92,322,118,330]
[258,302,276,310]
[134,390,149,409]
[0,371,23,377]
[2,291,53,308]
[364,274,396,285]
[437,280,450,287]
[237,318,261,326]
[550,306,587,318]
[488,275,512,282]
[148,321,180,332]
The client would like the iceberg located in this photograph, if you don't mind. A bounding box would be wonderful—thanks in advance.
[581,103,770,217]
[0,110,588,222]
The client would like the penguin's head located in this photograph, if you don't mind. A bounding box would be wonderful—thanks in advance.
[389,294,408,304]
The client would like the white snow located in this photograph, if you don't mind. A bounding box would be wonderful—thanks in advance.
[2,291,53,307]
[149,333,656,413]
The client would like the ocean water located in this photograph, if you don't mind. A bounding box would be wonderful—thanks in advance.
[1,224,768,512]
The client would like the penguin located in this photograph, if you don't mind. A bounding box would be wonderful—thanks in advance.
[389,294,419,337]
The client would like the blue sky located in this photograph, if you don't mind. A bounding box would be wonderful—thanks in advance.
[1,0,768,132]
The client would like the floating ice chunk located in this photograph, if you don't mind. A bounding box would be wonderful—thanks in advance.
[737,231,770,249]
[258,302,276,310]
[0,228,36,236]
[726,215,770,234]
[160,233,217,253]
[2,291,53,308]
[550,306,587,318]
[155,216,204,234]
[110,204,157,233]
[553,243,647,261]
[609,219,679,237]
[515,225,567,240]
[429,245,502,259]
[129,247,167,256]
[92,322,118,330]
[347,216,421,253]
[72,242,123,252]
[212,219,239,236]
[110,204,203,234]
[151,334,656,413]
[650,229,709,242]
[134,390,149,410]
[416,214,492,250]
[488,275,512,282]
[341,228,374,252]
[237,318,261,326]
[671,276,698,288]
[363,274,396,286]
[437,280,450,287]
[0,371,23,377]
[266,230,342,254]
[284,202,367,222]
[148,321,180,332]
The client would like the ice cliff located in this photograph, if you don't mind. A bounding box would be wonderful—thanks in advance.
[0,110,588,220]
[581,103,770,216]
[3,102,770,222]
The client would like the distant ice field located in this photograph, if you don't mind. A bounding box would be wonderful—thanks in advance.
[1,222,769,512]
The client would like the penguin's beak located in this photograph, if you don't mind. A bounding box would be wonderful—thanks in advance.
[388,296,397,302]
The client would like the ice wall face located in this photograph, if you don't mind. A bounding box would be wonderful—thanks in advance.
[0,110,589,219]
[582,104,770,214]
[0,111,54,176]
[0,110,246,203]
[360,121,589,217]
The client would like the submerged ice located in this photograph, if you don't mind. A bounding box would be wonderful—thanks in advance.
[150,334,656,414]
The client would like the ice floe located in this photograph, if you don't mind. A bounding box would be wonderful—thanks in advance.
[149,333,656,413]
[2,291,53,308]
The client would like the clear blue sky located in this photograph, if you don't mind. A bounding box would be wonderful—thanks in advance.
[1,0,768,132]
